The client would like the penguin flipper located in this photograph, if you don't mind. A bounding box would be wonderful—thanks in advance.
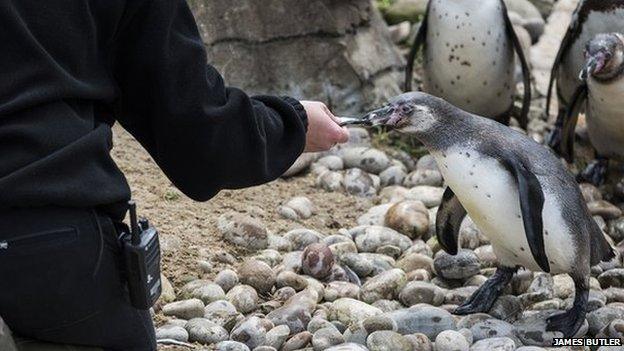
[404,1,431,92]
[501,0,531,129]
[500,156,550,273]
[436,187,467,255]
[545,1,583,117]
[560,83,588,163]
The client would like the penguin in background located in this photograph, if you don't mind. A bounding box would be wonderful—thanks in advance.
[361,92,615,338]
[405,0,532,128]
[554,32,624,185]
[546,0,624,169]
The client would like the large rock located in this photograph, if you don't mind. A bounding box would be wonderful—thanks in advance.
[386,306,456,339]
[218,212,268,251]
[190,0,404,116]
[434,250,481,280]
[330,298,383,326]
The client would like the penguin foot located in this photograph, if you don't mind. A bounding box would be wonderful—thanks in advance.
[547,126,563,156]
[546,307,586,338]
[546,275,589,338]
[454,266,516,315]
[577,158,609,185]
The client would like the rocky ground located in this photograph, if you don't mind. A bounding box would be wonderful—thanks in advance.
[109,0,624,350]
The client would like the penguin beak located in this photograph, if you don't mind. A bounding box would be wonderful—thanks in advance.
[362,105,394,127]
[580,53,607,81]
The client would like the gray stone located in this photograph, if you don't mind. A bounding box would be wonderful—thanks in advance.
[226,285,259,314]
[435,330,470,351]
[366,330,411,351]
[284,197,315,219]
[469,337,515,351]
[384,0,428,24]
[404,333,432,351]
[317,171,344,192]
[330,298,383,326]
[230,316,271,349]
[276,271,308,291]
[588,200,623,220]
[324,281,361,302]
[344,168,377,197]
[214,269,239,293]
[360,269,407,304]
[280,251,304,272]
[384,200,429,239]
[357,204,392,226]
[185,318,229,345]
[215,341,251,351]
[284,229,323,251]
[266,289,317,333]
[396,252,433,274]
[218,212,268,251]
[527,273,554,300]
[362,314,397,333]
[155,324,189,342]
[514,310,588,346]
[386,306,456,339]
[434,250,481,280]
[317,155,344,171]
[302,243,335,279]
[371,299,403,313]
[312,327,345,351]
[598,269,624,289]
[588,306,624,335]
[444,286,479,305]
[403,169,443,187]
[267,234,292,252]
[398,281,445,306]
[489,295,523,321]
[352,226,412,253]
[343,147,391,174]
[470,319,514,341]
[380,165,407,187]
[264,325,290,350]
[163,299,205,320]
[281,331,312,351]
[406,186,444,207]
[204,300,239,327]
[325,343,369,351]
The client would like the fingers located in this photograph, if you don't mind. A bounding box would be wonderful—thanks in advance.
[300,100,351,152]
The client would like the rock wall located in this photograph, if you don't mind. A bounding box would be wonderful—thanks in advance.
[188,0,405,115]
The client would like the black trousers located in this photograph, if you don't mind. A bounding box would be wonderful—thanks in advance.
[0,207,156,351]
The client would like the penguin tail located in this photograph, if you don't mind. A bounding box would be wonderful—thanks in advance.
[589,225,616,266]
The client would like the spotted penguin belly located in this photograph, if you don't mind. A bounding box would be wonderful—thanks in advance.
[432,147,576,274]
[423,0,515,118]
[587,77,624,159]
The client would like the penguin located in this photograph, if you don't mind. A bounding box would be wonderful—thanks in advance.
[405,0,532,128]
[554,32,624,185]
[546,0,624,159]
[361,92,615,337]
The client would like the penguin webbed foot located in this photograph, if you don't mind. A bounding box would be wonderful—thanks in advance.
[577,158,609,185]
[546,276,588,338]
[454,266,516,315]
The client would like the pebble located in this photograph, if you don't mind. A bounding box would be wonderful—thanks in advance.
[283,196,315,219]
[588,200,623,220]
[396,252,434,274]
[489,295,523,321]
[226,285,258,314]
[162,299,205,320]
[185,318,229,344]
[406,186,444,207]
[405,333,433,351]
[598,269,624,289]
[552,274,574,299]
[317,171,344,191]
[204,300,238,327]
[360,269,407,304]
[230,316,269,349]
[580,183,602,202]
[403,169,443,187]
[470,319,514,341]
[237,259,275,294]
[588,306,624,335]
[302,243,335,279]
[379,165,407,187]
[384,200,429,239]
[307,317,336,333]
[215,341,250,351]
[276,271,308,291]
[435,330,470,351]
[342,147,391,174]
[527,273,554,300]
[357,204,392,226]
[324,281,361,302]
[399,281,445,306]
[214,269,239,293]
[330,298,383,326]
[266,290,316,333]
[218,212,268,251]
[160,275,176,303]
[312,327,345,350]
[469,337,515,351]
[362,314,397,333]
[379,186,410,203]
[366,330,412,351]
[434,250,481,280]
[514,310,586,346]
[281,331,312,351]
[372,299,403,312]
[317,155,344,171]
[352,226,412,253]
[155,324,189,342]
[325,343,369,351]
[284,229,323,251]
[267,234,292,252]
[344,168,377,197]
[280,251,303,272]
[386,306,456,339]
[263,325,290,350]
[445,286,478,305]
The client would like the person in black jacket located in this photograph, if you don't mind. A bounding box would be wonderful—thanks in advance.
[0,0,349,350]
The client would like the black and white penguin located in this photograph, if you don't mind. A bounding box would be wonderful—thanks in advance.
[362,92,615,337]
[405,0,531,127]
[553,33,624,185]
[546,0,624,158]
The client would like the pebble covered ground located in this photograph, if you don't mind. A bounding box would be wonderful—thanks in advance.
[108,0,624,350]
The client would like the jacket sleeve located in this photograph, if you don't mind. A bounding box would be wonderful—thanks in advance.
[112,0,308,201]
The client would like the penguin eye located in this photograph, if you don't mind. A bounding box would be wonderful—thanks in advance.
[401,105,414,115]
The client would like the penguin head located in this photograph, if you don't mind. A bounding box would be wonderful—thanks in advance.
[581,33,624,82]
[362,92,442,134]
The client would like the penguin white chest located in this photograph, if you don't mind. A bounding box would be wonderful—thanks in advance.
[423,0,515,117]
[587,77,624,159]
[432,147,575,273]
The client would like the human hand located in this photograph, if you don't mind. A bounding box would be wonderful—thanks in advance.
[301,101,350,152]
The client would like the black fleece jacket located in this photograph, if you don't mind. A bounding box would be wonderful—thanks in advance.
[0,0,308,219]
